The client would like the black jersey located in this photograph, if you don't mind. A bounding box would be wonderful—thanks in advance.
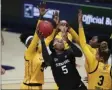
[41,39,82,89]
[50,49,81,89]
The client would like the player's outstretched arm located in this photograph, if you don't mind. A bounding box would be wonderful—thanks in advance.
[78,10,98,73]
[39,33,51,66]
[61,26,82,57]
[69,27,79,44]
[24,21,40,60]
[45,11,59,46]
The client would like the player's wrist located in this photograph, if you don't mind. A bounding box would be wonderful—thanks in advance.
[41,38,45,43]
[39,15,44,20]
[79,22,83,28]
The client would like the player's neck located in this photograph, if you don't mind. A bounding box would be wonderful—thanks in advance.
[55,50,64,54]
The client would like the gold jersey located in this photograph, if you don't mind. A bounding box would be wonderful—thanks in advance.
[88,63,111,89]
[79,27,112,89]
[23,20,56,84]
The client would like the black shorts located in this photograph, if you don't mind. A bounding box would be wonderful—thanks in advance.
[59,81,87,90]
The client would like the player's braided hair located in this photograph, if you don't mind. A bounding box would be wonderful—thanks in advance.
[99,41,110,63]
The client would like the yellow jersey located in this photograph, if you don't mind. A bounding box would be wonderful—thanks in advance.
[24,20,56,84]
[88,63,111,89]
[79,27,112,89]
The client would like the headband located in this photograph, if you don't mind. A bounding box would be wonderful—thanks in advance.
[25,36,33,45]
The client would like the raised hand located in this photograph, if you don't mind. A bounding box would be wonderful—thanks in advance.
[78,9,83,23]
[78,9,83,28]
[38,1,48,17]
[53,11,59,25]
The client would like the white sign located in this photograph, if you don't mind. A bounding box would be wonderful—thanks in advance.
[24,3,60,19]
[83,14,112,26]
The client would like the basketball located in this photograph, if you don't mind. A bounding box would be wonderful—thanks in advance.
[38,20,53,38]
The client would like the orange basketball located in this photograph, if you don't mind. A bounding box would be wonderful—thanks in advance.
[38,21,53,38]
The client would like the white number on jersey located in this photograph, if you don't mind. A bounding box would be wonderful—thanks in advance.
[61,65,68,74]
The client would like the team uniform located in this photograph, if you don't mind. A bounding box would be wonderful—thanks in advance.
[41,38,87,90]
[79,27,112,89]
[20,20,56,89]
[52,31,73,89]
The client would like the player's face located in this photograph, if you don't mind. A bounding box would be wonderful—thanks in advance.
[89,36,98,47]
[53,38,64,50]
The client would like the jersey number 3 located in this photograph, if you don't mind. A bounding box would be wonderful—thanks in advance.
[61,65,68,74]
[98,75,104,86]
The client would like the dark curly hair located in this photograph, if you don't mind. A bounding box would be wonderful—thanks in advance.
[19,32,34,46]
[98,41,110,63]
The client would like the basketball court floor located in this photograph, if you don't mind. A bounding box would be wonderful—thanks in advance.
[1,31,88,89]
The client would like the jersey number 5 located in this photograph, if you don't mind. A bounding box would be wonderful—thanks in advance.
[61,65,68,74]
[98,75,104,86]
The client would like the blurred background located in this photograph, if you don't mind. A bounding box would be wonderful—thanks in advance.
[1,0,112,89]
[2,0,112,35]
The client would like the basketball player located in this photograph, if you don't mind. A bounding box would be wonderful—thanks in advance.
[68,11,112,82]
[76,10,111,82]
[40,26,87,90]
[20,9,58,89]
[54,20,73,50]
[78,10,112,89]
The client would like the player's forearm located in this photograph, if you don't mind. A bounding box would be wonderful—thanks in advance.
[25,32,39,60]
[79,26,97,72]
[49,40,55,52]
[25,20,41,60]
[79,21,83,28]
[69,28,79,44]
[79,26,87,46]
[78,19,88,46]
